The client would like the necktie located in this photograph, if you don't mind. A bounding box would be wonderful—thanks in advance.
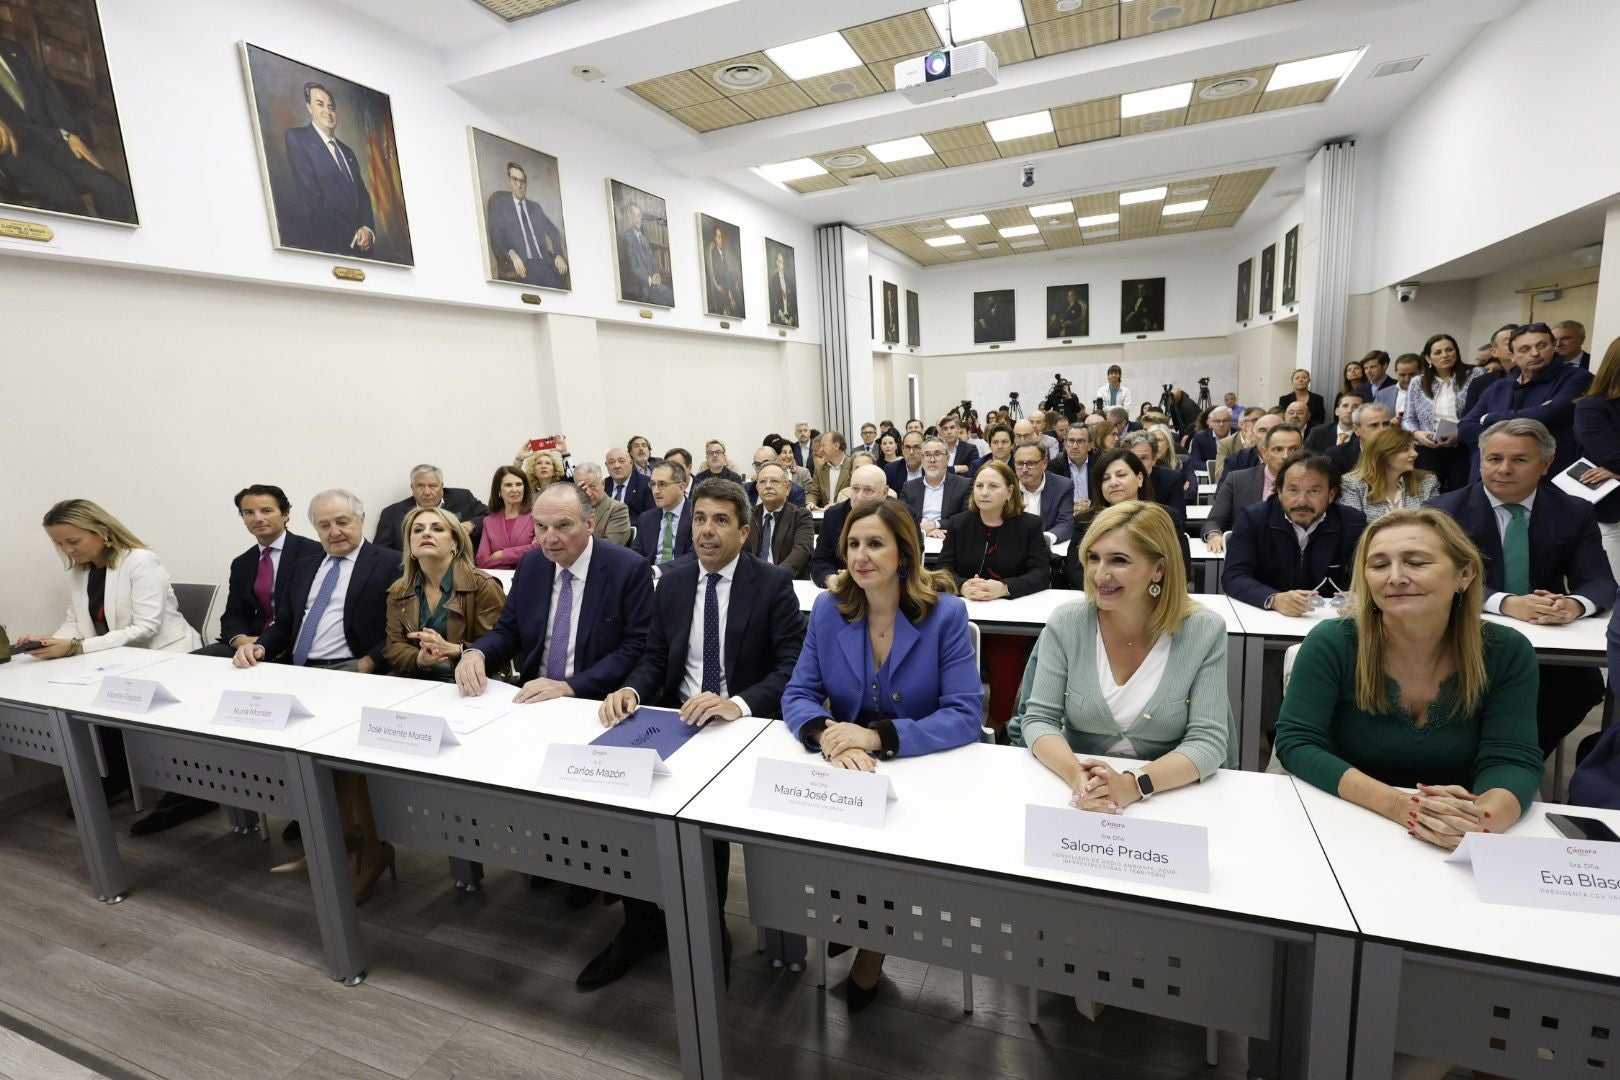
[1337,432,1350,445]
[516,199,538,259]
[702,573,722,694]
[1503,504,1530,595]
[253,548,275,632]
[612,481,624,503]
[660,511,676,562]
[546,569,574,680]
[0,56,23,111]
[292,558,343,667]
[759,512,774,563]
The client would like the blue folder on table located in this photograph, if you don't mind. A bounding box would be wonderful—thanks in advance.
[590,706,704,760]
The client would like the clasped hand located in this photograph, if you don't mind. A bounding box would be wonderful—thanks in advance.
[1502,590,1580,625]
[819,721,879,771]
[1069,759,1140,814]
[1403,783,1489,850]
[408,628,461,668]
[960,576,1009,601]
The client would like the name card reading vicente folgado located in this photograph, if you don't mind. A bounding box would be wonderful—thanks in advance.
[357,707,460,758]
[1024,805,1211,893]
[1447,833,1620,916]
[750,758,896,828]
[541,744,670,799]
[212,691,312,731]
[92,677,178,714]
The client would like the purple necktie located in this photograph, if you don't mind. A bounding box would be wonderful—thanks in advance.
[253,548,275,631]
[545,569,574,680]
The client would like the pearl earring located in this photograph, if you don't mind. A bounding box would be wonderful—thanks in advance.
[1148,582,1162,597]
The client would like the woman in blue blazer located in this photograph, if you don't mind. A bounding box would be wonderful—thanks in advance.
[782,498,982,1012]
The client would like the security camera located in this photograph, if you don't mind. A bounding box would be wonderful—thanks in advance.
[1020,162,1035,189]
[1395,282,1420,304]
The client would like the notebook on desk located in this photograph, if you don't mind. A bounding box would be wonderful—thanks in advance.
[591,706,705,760]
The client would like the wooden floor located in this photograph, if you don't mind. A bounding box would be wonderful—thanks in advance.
[0,793,1259,1080]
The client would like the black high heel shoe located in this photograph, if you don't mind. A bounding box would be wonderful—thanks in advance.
[827,941,852,958]
[844,972,882,1014]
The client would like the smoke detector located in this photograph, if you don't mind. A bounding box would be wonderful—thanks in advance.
[824,152,868,169]
[714,63,771,91]
[1199,75,1258,100]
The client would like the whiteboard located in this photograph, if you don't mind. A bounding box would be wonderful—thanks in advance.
[964,355,1238,419]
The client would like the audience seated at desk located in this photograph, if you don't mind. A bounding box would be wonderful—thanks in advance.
[1203,419,1302,554]
[626,434,655,478]
[1064,450,1192,589]
[1215,410,1283,494]
[1211,409,1257,484]
[903,437,970,540]
[373,465,487,554]
[695,439,745,486]
[1459,322,1593,479]
[769,438,814,493]
[936,413,977,475]
[603,446,653,517]
[744,462,813,579]
[1013,442,1074,548]
[745,444,806,508]
[1572,338,1620,580]
[812,465,903,586]
[1224,451,1366,614]
[783,499,981,1013]
[883,430,926,494]
[1282,398,1313,437]
[1059,424,1098,518]
[572,461,633,547]
[1305,391,1363,454]
[475,466,536,570]
[633,460,694,566]
[968,423,1015,480]
[1429,418,1614,755]
[590,479,805,990]
[1339,427,1440,524]
[1327,401,1394,476]
[806,431,853,510]
[1188,405,1230,472]
[1124,429,1190,529]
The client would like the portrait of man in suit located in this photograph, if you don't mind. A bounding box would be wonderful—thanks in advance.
[766,238,797,328]
[1258,243,1276,315]
[973,289,1014,344]
[1120,277,1165,334]
[472,127,570,291]
[241,44,413,265]
[1281,225,1299,306]
[700,212,743,318]
[882,280,900,345]
[906,289,920,348]
[1046,283,1089,338]
[0,8,137,224]
[1236,258,1253,322]
[610,179,673,307]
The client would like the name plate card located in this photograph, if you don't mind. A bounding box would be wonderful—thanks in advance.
[749,758,896,829]
[212,691,311,731]
[91,677,178,714]
[1023,804,1211,893]
[357,706,460,758]
[1447,833,1620,916]
[541,744,670,799]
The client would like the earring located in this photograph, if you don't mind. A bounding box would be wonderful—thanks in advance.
[1148,582,1162,597]
[898,567,908,579]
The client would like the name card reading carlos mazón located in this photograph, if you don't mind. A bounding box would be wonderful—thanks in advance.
[1447,832,1620,916]
[749,758,896,828]
[541,744,670,799]
[358,706,460,758]
[91,676,178,714]
[1024,804,1211,893]
[212,691,312,731]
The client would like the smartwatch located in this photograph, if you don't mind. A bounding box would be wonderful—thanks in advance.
[1128,771,1155,800]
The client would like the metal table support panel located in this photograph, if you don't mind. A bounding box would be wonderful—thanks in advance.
[124,728,298,818]
[1282,931,1357,1079]
[1240,636,1265,772]
[663,819,705,1080]
[51,711,127,902]
[680,822,730,1080]
[293,753,368,985]
[0,701,61,766]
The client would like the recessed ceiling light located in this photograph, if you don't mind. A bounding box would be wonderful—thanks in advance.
[714,63,773,91]
[914,222,946,232]
[846,172,882,185]
[1119,186,1167,205]
[754,158,828,183]
[1076,211,1120,227]
[1372,55,1426,78]
[1266,49,1359,92]
[987,110,1054,141]
[926,0,1027,43]
[1120,82,1192,118]
[926,234,967,246]
[823,152,868,169]
[1137,117,1169,131]
[1161,220,1195,228]
[975,241,1000,251]
[1147,3,1185,23]
[999,224,1039,237]
[826,80,859,95]
[764,32,862,80]
[1082,228,1119,239]
[1009,239,1045,249]
[1042,219,1074,228]
[1027,200,1072,216]
[1199,75,1258,101]
[945,213,991,228]
[1170,183,1210,195]
[1055,0,1085,9]
[1163,199,1207,215]
[1274,187,1304,198]
[867,135,934,163]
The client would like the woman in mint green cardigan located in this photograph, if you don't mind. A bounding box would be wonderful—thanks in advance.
[1015,501,1235,811]
[1275,509,1543,849]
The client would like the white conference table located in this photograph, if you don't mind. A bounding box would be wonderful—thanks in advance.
[674,725,1357,1079]
[1293,780,1620,1078]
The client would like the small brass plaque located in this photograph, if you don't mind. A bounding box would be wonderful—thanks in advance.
[778,330,787,338]
[0,219,52,242]
[521,293,541,305]
[989,344,1000,350]
[719,320,731,330]
[333,266,366,282]
[639,309,653,319]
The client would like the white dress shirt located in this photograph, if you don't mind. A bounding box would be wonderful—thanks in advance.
[920,476,947,523]
[302,544,359,661]
[1022,479,1057,545]
[1096,383,1133,409]
[678,555,751,715]
[1481,489,1596,616]
[540,539,594,678]
[235,532,289,643]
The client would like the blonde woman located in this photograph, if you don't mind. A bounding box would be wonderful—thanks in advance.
[1339,427,1439,524]
[384,506,506,680]
[523,448,566,493]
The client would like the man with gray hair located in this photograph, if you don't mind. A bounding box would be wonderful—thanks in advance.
[234,489,402,672]
[1552,319,1591,370]
[373,463,488,552]
[1189,405,1231,471]
[1324,401,1393,475]
[572,461,633,546]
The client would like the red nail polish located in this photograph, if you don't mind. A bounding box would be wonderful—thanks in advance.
[1483,828,1490,833]
[1411,796,1421,803]
[1407,830,1416,837]
[1483,811,1492,819]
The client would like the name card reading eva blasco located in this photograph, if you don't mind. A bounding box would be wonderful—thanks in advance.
[541,744,669,799]
[91,677,178,714]
[750,758,896,828]
[212,691,311,731]
[1024,804,1210,893]
[357,706,460,758]
[1447,832,1620,916]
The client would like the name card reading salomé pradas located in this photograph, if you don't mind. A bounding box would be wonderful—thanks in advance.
[91,677,178,714]
[1023,805,1211,893]
[541,744,669,799]
[212,691,312,731]
[357,706,460,758]
[749,758,896,828]
[1447,833,1620,916]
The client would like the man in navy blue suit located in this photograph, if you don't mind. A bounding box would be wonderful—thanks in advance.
[1430,418,1615,754]
[1459,323,1594,478]
[1223,453,1365,613]
[883,430,926,494]
[1188,406,1231,471]
[813,466,918,586]
[1013,443,1075,546]
[455,484,653,703]
[938,414,977,474]
[486,161,568,288]
[603,447,653,517]
[282,82,376,256]
[583,479,805,989]
[633,460,693,565]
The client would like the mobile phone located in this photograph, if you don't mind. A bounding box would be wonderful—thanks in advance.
[526,436,559,452]
[1546,812,1620,843]
[11,639,47,653]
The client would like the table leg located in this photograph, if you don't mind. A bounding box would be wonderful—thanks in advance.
[1240,636,1264,772]
[1351,942,1402,1079]
[679,821,731,1080]
[292,753,366,985]
[52,711,127,903]
[1285,932,1355,1079]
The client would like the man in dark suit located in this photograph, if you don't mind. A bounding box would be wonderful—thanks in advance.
[1204,423,1304,553]
[604,447,653,517]
[585,479,804,989]
[282,82,376,256]
[456,483,654,703]
[1305,392,1363,453]
[1276,369,1326,430]
[1323,401,1394,476]
[620,202,672,306]
[745,463,814,578]
[1058,426,1097,516]
[1222,410,1285,476]
[234,489,401,672]
[904,439,970,537]
[813,465,903,586]
[937,414,977,474]
[769,248,797,327]
[1013,443,1076,546]
[1552,320,1591,371]
[1224,453,1366,612]
[1461,325,1521,417]
[1431,418,1615,754]
[695,439,745,486]
[1188,407,1231,472]
[1362,351,1395,399]
[884,430,926,493]
[1459,323,1594,478]
[633,460,693,565]
[0,36,135,221]
[789,422,816,470]
[745,445,806,508]
[373,465,488,552]
[486,161,568,288]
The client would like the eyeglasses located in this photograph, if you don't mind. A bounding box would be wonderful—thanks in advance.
[650,480,679,489]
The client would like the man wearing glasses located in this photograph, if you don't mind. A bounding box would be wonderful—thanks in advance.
[884,431,927,493]
[1013,443,1075,547]
[696,439,744,485]
[632,460,693,565]
[1459,322,1594,477]
[903,438,969,539]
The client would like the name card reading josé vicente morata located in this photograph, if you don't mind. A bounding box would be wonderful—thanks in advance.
[749,758,896,828]
[1024,804,1211,893]
[357,706,460,758]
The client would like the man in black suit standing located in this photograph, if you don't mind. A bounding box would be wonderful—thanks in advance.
[486,161,568,288]
[282,82,376,256]
[744,462,813,578]
[1305,391,1364,453]
[633,460,693,565]
[373,465,488,553]
[904,438,970,537]
[585,479,804,989]
[604,447,653,517]
[0,35,135,221]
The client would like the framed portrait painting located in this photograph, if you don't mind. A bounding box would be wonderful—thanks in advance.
[1046,283,1089,338]
[698,212,744,318]
[469,127,569,290]
[906,289,920,348]
[241,43,413,265]
[1236,258,1253,322]
[765,238,798,327]
[1120,277,1165,334]
[0,0,138,225]
[881,280,899,344]
[1281,225,1299,306]
[1259,243,1276,315]
[973,289,1014,344]
[608,179,673,307]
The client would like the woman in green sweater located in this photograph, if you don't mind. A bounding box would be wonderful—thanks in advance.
[1275,508,1543,848]
[1015,501,1234,811]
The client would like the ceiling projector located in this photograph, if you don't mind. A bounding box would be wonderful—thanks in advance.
[894,41,998,104]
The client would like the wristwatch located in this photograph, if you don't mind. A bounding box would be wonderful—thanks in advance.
[1263,594,1277,611]
[1128,771,1155,800]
